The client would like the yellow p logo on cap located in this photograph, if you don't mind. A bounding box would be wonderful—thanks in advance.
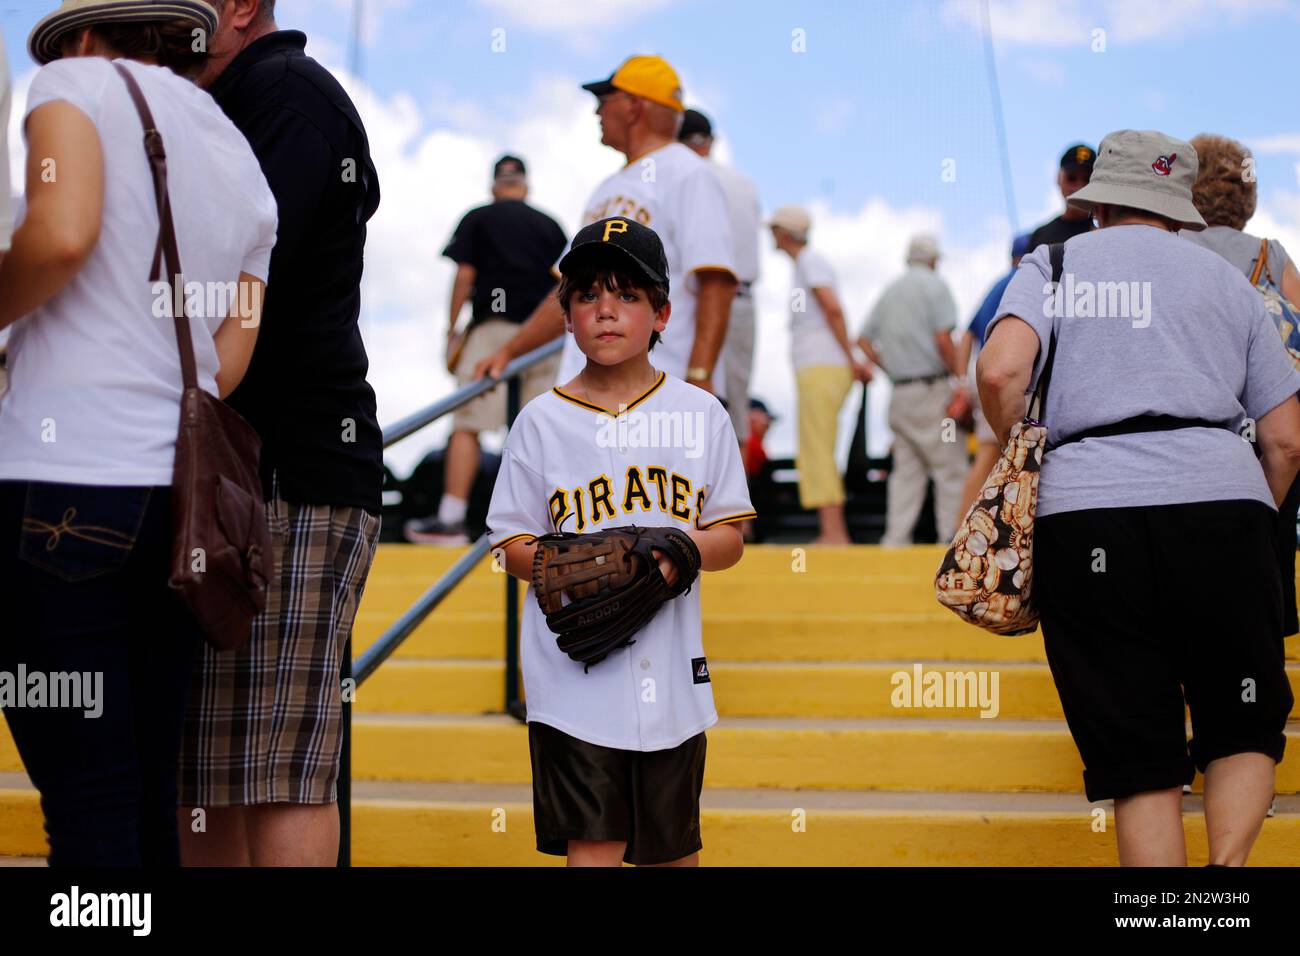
[602,219,629,242]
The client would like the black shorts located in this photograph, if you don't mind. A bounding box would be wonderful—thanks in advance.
[527,721,707,865]
[1275,471,1300,637]
[1035,499,1294,803]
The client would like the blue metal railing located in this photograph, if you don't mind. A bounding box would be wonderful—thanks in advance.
[337,338,561,866]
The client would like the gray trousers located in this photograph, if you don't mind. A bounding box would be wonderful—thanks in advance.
[722,291,755,444]
[882,378,968,546]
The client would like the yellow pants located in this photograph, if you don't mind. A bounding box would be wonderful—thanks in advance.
[795,364,853,509]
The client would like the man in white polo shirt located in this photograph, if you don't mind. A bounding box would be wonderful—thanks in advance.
[473,55,738,399]
[678,108,760,442]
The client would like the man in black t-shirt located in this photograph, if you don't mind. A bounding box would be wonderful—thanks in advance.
[179,0,383,868]
[405,155,567,543]
[1027,143,1096,251]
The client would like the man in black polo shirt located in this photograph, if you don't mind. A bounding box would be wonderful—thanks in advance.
[1027,143,1096,251]
[404,154,566,544]
[177,0,383,867]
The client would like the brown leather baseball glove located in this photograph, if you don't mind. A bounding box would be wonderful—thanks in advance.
[531,525,702,671]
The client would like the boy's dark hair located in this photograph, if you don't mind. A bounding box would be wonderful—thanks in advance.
[84,21,210,77]
[556,256,669,352]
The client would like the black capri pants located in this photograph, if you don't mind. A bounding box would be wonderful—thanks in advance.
[1035,499,1294,802]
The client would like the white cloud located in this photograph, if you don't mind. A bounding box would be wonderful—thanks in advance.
[753,199,1007,462]
[6,68,34,195]
[1250,134,1300,155]
[941,0,1291,47]
[474,0,681,34]
[322,45,1017,472]
[1248,190,1300,266]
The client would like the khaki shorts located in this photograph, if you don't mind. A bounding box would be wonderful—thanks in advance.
[453,319,560,432]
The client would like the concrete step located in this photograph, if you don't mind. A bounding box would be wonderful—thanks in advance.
[3,777,1297,866]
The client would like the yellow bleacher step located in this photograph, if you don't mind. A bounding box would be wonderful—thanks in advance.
[361,575,963,617]
[356,658,1300,720]
[339,715,1300,793]
[4,782,1298,866]
[368,543,953,578]
[352,612,1053,663]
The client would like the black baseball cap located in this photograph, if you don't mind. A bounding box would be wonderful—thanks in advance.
[493,154,526,178]
[558,217,670,289]
[679,108,712,141]
[1059,144,1096,170]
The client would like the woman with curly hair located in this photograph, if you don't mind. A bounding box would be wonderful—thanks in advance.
[1184,133,1300,638]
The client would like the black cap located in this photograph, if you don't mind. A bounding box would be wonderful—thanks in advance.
[493,154,526,178]
[679,108,712,141]
[748,397,776,420]
[1059,144,1096,170]
[558,217,669,288]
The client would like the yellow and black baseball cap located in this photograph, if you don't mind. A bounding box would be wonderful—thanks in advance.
[581,55,685,113]
[1059,143,1096,170]
[559,217,670,289]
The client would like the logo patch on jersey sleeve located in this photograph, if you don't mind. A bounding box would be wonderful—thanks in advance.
[692,657,710,684]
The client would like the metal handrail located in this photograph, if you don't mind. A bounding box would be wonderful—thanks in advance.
[353,535,491,684]
[381,340,563,449]
[337,336,561,866]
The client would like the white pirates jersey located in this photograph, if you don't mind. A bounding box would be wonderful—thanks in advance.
[555,143,736,390]
[486,370,755,751]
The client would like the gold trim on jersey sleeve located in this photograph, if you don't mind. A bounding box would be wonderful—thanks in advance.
[490,532,539,550]
[695,511,758,530]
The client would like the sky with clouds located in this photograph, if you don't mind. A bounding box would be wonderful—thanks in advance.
[3,0,1300,474]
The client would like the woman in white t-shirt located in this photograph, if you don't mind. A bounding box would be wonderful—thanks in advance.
[768,205,872,545]
[0,1,277,867]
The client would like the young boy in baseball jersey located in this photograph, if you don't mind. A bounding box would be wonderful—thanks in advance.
[487,217,754,867]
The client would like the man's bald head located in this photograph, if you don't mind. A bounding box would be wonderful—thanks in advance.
[196,0,278,87]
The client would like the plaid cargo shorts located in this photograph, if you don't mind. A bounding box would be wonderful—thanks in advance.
[178,478,381,806]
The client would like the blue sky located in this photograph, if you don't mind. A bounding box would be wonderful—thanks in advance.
[3,0,1299,468]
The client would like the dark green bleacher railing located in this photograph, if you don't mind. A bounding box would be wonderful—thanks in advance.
[337,338,562,866]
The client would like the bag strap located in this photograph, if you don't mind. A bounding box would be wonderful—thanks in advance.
[1249,236,1272,287]
[1027,242,1065,422]
[113,62,198,392]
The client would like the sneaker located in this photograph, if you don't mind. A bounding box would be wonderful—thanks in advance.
[403,516,469,545]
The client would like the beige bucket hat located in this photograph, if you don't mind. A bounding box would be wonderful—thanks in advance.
[768,204,811,241]
[29,0,219,66]
[1066,129,1207,231]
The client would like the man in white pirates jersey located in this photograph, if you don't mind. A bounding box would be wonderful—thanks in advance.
[487,217,754,867]
[473,55,739,399]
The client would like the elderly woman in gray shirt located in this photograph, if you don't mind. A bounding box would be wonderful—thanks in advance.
[979,130,1300,867]
[1183,133,1300,640]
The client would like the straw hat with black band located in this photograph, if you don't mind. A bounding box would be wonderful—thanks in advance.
[1065,129,1207,232]
[29,0,219,66]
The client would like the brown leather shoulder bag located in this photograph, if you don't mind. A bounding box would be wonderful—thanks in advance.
[115,61,272,651]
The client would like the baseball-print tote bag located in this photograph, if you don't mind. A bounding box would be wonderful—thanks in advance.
[934,243,1063,636]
